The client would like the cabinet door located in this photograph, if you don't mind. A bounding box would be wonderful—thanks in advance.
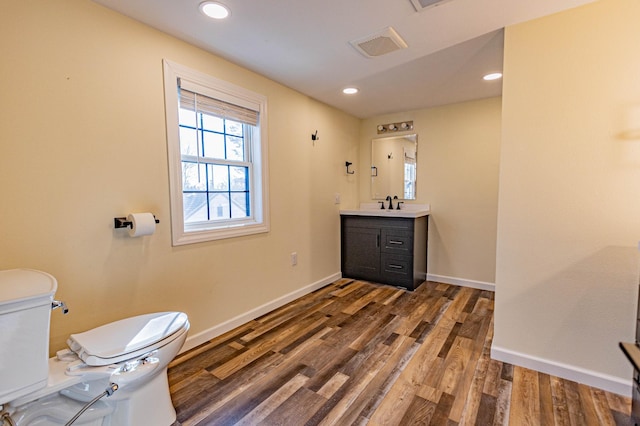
[342,227,380,282]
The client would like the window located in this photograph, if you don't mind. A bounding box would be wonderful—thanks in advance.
[163,60,269,245]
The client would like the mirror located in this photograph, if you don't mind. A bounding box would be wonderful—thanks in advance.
[371,134,417,200]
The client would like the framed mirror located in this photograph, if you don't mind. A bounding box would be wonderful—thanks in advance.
[371,134,417,200]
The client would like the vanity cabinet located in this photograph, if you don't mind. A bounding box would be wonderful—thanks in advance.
[340,215,428,291]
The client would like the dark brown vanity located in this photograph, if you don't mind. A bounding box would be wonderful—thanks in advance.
[340,208,429,291]
[619,279,640,425]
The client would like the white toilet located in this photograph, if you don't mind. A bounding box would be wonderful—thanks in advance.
[0,269,190,426]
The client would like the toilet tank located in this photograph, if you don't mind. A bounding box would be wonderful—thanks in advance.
[0,269,57,406]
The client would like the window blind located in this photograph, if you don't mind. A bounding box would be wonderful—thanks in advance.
[178,81,259,126]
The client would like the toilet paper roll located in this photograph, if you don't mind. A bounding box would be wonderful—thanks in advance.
[127,213,156,237]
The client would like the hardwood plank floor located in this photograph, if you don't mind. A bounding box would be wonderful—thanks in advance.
[168,279,632,425]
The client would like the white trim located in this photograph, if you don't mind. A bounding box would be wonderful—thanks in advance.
[179,272,342,353]
[427,273,495,291]
[491,345,632,397]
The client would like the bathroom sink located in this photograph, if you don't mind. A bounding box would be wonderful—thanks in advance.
[340,203,430,218]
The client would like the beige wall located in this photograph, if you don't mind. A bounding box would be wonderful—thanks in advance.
[360,97,502,285]
[0,0,359,353]
[494,0,640,392]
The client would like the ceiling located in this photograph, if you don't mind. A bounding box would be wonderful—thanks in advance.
[92,0,596,119]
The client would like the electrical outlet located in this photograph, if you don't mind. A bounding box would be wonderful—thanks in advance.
[334,193,341,204]
[291,252,298,266]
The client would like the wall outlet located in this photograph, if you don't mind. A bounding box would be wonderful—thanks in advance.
[334,193,341,204]
[291,252,298,266]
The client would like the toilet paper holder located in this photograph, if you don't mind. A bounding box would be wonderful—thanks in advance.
[114,215,160,229]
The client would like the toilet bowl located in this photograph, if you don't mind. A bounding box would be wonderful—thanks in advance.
[0,269,189,426]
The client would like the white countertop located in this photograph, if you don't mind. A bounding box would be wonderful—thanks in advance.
[340,203,430,218]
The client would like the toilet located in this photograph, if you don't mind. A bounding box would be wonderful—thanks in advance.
[0,269,189,426]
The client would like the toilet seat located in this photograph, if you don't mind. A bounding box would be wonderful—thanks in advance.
[67,312,189,366]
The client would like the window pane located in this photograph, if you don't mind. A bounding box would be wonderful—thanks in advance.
[208,193,230,220]
[183,193,208,223]
[230,166,248,191]
[226,120,243,136]
[203,131,225,159]
[231,192,249,218]
[208,164,229,191]
[226,135,245,161]
[202,113,224,132]
[179,127,198,156]
[178,108,197,128]
[182,162,206,191]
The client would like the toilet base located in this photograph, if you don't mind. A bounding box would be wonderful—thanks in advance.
[8,393,114,425]
[108,368,177,426]
[6,366,177,426]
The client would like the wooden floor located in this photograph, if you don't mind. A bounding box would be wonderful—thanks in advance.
[167,279,632,425]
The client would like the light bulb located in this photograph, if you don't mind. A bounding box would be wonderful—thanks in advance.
[483,72,502,81]
[199,2,230,19]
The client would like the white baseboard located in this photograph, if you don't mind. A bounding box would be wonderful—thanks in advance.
[180,272,342,353]
[427,273,495,292]
[491,345,631,397]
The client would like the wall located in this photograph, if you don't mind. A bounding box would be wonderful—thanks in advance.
[494,0,640,395]
[360,97,502,287]
[0,0,360,353]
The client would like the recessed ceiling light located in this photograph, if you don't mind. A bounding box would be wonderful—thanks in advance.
[199,1,230,19]
[343,87,359,95]
[483,72,503,81]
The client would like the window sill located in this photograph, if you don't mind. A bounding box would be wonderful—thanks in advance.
[173,221,269,245]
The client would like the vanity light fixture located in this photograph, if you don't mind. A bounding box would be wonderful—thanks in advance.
[376,120,413,135]
[199,1,231,19]
[342,87,359,95]
[483,72,502,81]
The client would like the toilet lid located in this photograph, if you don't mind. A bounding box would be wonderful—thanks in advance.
[67,312,189,366]
[0,269,57,309]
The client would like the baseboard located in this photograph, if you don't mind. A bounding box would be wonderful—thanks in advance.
[180,272,342,353]
[491,345,632,397]
[427,273,495,292]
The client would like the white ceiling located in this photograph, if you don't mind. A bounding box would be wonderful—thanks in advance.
[92,0,596,118]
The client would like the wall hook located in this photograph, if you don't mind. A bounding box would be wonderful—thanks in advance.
[311,130,319,141]
[345,161,355,174]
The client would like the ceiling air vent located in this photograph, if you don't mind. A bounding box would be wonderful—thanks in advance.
[410,0,453,12]
[349,27,408,59]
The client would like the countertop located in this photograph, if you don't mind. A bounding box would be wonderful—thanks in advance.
[340,203,430,219]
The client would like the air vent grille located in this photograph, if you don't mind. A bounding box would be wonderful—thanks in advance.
[349,27,408,59]
[410,0,453,12]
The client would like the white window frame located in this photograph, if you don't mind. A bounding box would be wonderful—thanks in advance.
[163,59,269,245]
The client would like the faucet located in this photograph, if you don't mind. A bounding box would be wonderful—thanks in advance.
[386,195,393,210]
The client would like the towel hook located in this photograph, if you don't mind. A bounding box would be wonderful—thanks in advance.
[345,161,355,174]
